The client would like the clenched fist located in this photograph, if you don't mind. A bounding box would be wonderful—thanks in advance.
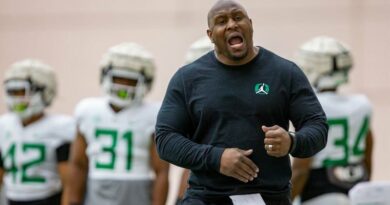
[262,125,291,157]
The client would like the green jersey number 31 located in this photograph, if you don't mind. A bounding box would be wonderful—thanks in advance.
[95,128,133,171]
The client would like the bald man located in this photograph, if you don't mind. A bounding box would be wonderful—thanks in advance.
[155,1,328,205]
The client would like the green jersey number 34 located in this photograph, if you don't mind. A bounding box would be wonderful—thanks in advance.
[323,116,369,167]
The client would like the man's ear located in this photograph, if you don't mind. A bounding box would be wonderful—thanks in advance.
[207,29,214,43]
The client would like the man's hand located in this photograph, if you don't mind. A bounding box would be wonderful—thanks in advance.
[219,148,259,183]
[262,125,291,157]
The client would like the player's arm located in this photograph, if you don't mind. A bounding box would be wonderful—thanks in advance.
[67,130,89,205]
[56,142,71,205]
[150,134,169,205]
[178,169,190,199]
[364,129,374,179]
[176,169,190,204]
[291,157,313,200]
[58,163,69,205]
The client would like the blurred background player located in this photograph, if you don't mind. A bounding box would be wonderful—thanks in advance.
[0,59,75,205]
[175,36,213,205]
[68,42,169,205]
[291,36,374,205]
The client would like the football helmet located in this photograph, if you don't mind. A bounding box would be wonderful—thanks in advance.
[100,42,155,107]
[295,36,353,90]
[3,59,57,119]
[185,36,214,64]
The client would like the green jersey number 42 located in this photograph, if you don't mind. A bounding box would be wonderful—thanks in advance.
[2,143,46,184]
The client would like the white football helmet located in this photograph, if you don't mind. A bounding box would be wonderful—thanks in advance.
[100,42,155,108]
[185,36,214,64]
[295,36,353,90]
[3,59,57,119]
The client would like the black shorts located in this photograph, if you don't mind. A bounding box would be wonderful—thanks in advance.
[180,194,291,205]
[8,192,62,205]
[301,168,349,202]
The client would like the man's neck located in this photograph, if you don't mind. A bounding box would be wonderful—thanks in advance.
[109,103,124,113]
[22,112,44,127]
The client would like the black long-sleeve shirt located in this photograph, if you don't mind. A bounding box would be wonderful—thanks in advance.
[155,48,328,199]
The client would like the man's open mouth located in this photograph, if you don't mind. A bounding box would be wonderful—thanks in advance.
[228,35,244,49]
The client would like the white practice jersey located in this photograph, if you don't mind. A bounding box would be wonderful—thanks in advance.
[0,113,75,201]
[75,97,160,180]
[311,92,372,169]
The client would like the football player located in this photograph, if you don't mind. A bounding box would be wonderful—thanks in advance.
[176,36,214,205]
[68,42,169,205]
[0,59,75,205]
[291,36,374,205]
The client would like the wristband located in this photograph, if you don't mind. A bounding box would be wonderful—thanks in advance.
[288,131,297,153]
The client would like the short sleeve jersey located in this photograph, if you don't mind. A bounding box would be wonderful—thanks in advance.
[311,92,372,169]
[0,113,75,201]
[74,97,160,180]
